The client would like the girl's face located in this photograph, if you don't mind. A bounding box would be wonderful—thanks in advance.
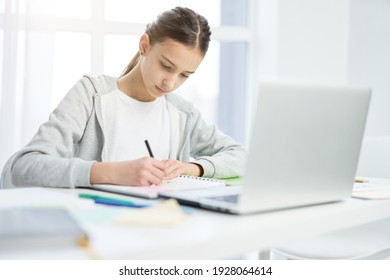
[139,36,204,100]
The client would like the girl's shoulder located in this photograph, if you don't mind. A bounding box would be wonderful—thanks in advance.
[82,74,118,95]
[165,92,197,114]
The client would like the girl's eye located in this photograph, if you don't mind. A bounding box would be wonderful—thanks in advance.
[181,74,189,78]
[161,63,170,69]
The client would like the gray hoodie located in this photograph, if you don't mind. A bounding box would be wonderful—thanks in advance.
[1,75,247,188]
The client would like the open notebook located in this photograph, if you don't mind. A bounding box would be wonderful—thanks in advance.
[77,175,225,199]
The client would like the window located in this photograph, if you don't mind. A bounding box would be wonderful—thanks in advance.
[0,0,253,168]
[52,32,91,108]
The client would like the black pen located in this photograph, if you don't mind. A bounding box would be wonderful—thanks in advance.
[144,140,154,158]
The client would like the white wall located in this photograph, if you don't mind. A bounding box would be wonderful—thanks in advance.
[254,0,390,178]
[277,0,350,83]
[254,0,350,83]
[349,0,390,177]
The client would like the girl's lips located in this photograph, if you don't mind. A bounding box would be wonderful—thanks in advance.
[156,86,167,94]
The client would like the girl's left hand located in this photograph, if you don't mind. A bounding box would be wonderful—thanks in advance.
[162,160,203,180]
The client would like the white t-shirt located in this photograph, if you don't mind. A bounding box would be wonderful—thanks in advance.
[101,89,170,161]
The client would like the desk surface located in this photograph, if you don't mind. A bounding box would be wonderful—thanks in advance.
[1,186,390,259]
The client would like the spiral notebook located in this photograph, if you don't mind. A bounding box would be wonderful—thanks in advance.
[79,175,225,199]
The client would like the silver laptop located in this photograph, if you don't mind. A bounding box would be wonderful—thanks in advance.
[161,81,371,214]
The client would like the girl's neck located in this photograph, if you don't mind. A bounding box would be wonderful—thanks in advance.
[117,65,154,102]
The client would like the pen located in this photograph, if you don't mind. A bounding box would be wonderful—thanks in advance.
[79,193,136,204]
[93,198,149,208]
[144,139,154,158]
[79,193,149,208]
[355,179,368,183]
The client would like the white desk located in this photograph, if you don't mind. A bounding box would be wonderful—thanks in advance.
[1,187,390,259]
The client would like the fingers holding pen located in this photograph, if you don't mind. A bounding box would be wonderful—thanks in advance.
[143,140,169,184]
[107,157,166,186]
[106,140,180,184]
[138,157,167,185]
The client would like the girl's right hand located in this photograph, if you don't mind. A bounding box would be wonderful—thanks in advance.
[90,157,167,186]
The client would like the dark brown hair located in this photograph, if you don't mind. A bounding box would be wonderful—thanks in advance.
[121,7,211,76]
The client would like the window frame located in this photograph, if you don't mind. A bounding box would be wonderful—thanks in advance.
[0,0,256,144]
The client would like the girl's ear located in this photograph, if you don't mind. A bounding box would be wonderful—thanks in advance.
[139,34,150,55]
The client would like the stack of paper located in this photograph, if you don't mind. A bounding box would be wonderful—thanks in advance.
[352,177,390,199]
[0,207,88,250]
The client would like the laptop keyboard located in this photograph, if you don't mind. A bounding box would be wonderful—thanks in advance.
[209,194,239,203]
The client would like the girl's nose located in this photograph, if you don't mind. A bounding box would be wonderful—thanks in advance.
[162,75,176,91]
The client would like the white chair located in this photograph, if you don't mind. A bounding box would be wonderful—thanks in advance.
[270,136,390,260]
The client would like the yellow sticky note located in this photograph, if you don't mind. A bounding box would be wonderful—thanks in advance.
[114,199,188,227]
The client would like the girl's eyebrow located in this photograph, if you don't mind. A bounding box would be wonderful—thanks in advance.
[161,55,175,66]
[161,55,195,74]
